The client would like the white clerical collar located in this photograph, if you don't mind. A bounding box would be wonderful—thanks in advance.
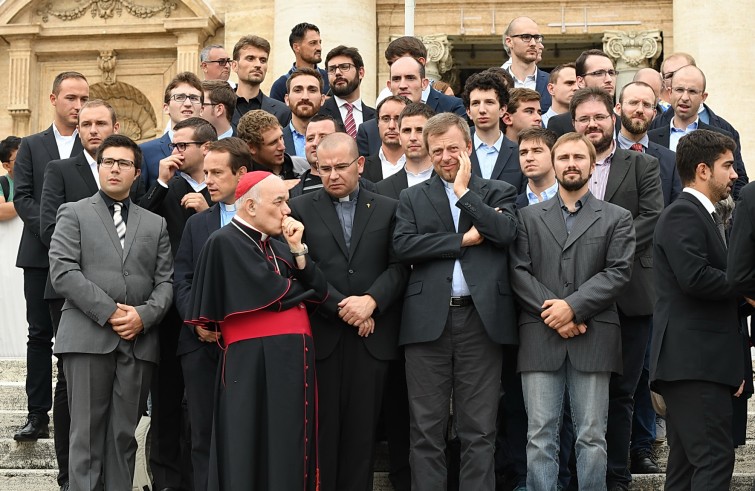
[232,215,269,241]
[222,203,236,212]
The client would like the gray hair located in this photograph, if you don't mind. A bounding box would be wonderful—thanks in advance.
[200,44,225,63]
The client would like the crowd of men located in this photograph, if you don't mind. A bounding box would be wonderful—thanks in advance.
[3,15,754,491]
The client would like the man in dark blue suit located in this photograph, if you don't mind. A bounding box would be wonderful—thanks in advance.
[174,138,248,491]
[501,16,551,113]
[140,72,204,189]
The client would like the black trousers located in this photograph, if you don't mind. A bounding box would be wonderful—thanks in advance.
[48,298,70,486]
[23,268,54,419]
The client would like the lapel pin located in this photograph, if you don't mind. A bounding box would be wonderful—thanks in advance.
[366,203,371,208]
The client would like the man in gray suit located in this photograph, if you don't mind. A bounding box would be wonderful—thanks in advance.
[510,132,635,490]
[48,134,173,491]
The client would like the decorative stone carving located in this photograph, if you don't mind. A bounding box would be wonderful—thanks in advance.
[420,34,454,83]
[37,0,177,23]
[98,50,117,86]
[602,30,662,68]
[89,82,158,141]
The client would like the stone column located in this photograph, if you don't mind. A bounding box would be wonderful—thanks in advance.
[602,30,662,99]
[674,0,754,176]
[421,34,454,84]
[272,0,377,102]
[4,32,38,136]
[165,17,221,75]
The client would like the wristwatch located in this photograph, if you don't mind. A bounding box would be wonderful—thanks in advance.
[291,243,309,257]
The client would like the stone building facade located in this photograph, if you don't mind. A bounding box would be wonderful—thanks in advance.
[0,0,751,173]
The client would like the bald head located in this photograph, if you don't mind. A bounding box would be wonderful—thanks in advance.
[504,16,541,62]
[673,64,707,91]
[317,132,358,159]
[633,68,663,101]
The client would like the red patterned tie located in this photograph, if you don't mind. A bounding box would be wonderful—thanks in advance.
[344,102,357,139]
[630,143,644,152]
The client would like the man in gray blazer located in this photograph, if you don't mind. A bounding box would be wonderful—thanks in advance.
[48,135,173,491]
[510,132,635,490]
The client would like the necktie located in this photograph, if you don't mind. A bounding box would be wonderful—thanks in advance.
[113,202,126,249]
[344,102,357,139]
[712,211,727,246]
[630,143,644,152]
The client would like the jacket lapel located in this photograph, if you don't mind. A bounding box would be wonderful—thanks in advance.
[604,149,631,202]
[563,198,601,250]
[540,198,569,247]
[313,189,349,257]
[348,191,376,261]
[122,205,141,263]
[490,137,517,181]
[42,127,61,161]
[92,194,123,256]
[423,176,455,232]
[74,153,99,194]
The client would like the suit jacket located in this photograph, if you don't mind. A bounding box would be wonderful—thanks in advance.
[425,87,467,118]
[728,182,755,297]
[546,112,574,137]
[645,141,681,207]
[394,174,519,345]
[49,193,173,363]
[534,68,553,114]
[362,154,385,183]
[647,120,748,199]
[603,148,664,316]
[356,118,381,157]
[40,151,145,299]
[139,132,171,190]
[139,174,212,257]
[231,91,291,128]
[650,192,743,389]
[288,188,409,360]
[510,193,635,373]
[376,168,409,200]
[282,124,298,157]
[174,204,222,356]
[13,125,84,268]
[470,134,525,193]
[317,96,377,129]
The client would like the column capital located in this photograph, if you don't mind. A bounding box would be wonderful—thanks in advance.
[420,34,454,75]
[602,30,662,68]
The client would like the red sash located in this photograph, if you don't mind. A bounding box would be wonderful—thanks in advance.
[221,304,312,345]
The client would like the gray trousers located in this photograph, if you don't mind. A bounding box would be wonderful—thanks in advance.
[63,338,153,491]
[405,305,503,491]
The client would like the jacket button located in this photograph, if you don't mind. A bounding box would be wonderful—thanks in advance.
[348,269,354,274]
[124,271,129,276]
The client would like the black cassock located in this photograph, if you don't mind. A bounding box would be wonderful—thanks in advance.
[188,217,328,491]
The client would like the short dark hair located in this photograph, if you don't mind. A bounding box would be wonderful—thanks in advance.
[202,80,237,124]
[289,23,319,49]
[79,99,117,125]
[52,71,87,95]
[549,63,576,84]
[384,36,427,63]
[508,88,541,114]
[286,67,324,93]
[675,130,737,186]
[518,127,557,149]
[164,72,204,104]
[0,136,21,163]
[97,134,142,170]
[307,113,345,133]
[377,95,411,117]
[483,67,515,91]
[575,49,612,77]
[462,71,510,109]
[399,103,436,128]
[173,117,218,143]
[569,87,613,121]
[207,137,252,174]
[232,35,270,60]
[325,45,364,70]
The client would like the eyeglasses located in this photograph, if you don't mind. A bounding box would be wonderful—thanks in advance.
[169,93,202,104]
[99,158,135,170]
[574,114,612,125]
[379,115,400,124]
[671,86,703,97]
[327,62,356,74]
[583,69,618,78]
[169,141,206,152]
[201,102,219,107]
[509,33,544,44]
[205,58,232,66]
[317,156,359,175]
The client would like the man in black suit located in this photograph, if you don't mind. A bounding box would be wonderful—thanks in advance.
[394,113,519,490]
[647,65,748,199]
[230,35,291,127]
[282,68,323,157]
[729,181,755,296]
[572,87,665,490]
[13,70,88,490]
[140,117,216,491]
[319,45,376,136]
[548,49,617,136]
[501,17,552,113]
[173,138,248,491]
[200,80,236,139]
[288,133,409,490]
[650,130,745,490]
[362,95,409,183]
[462,71,525,192]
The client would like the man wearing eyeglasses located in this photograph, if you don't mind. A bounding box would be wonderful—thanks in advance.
[49,134,173,491]
[288,132,409,491]
[501,17,552,114]
[200,80,236,140]
[140,72,204,189]
[140,117,216,491]
[318,45,376,137]
[199,44,233,87]
[572,87,665,491]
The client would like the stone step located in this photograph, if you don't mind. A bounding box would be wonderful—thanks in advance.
[0,438,56,470]
[0,410,54,439]
[0,358,58,384]
[0,469,58,491]
[627,473,755,491]
[0,382,32,411]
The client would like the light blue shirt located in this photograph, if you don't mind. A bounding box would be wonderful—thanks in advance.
[442,180,471,296]
[698,104,710,125]
[219,203,235,227]
[669,118,698,152]
[473,132,503,180]
[526,181,559,205]
[218,127,234,140]
[289,122,306,157]
[617,132,649,151]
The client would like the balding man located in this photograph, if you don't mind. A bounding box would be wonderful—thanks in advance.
[199,45,233,86]
[502,16,551,113]
[289,133,409,491]
[633,68,666,113]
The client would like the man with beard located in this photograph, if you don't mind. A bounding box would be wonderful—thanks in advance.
[502,16,551,113]
[270,23,330,102]
[650,130,744,490]
[616,81,681,207]
[362,95,409,183]
[282,68,323,158]
[230,35,290,127]
[572,87,665,491]
[319,45,376,137]
[510,132,635,491]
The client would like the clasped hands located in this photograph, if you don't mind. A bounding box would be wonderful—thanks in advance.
[541,299,586,339]
[108,303,144,340]
[338,295,377,338]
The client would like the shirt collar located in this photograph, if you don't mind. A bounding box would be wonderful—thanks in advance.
[331,186,360,203]
[218,126,234,140]
[406,165,433,178]
[682,187,716,215]
[99,189,131,210]
[617,132,649,150]
[671,117,699,133]
[237,91,264,104]
[232,215,269,241]
[474,131,504,152]
[557,189,591,212]
[178,172,207,192]
[52,123,78,140]
[289,121,304,137]
[526,180,559,203]
[84,150,97,167]
[506,64,538,84]
[596,141,617,166]
[335,95,362,112]
[221,202,236,212]
[378,146,406,166]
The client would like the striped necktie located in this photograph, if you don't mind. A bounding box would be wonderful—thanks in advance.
[113,202,126,249]
[344,102,357,138]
